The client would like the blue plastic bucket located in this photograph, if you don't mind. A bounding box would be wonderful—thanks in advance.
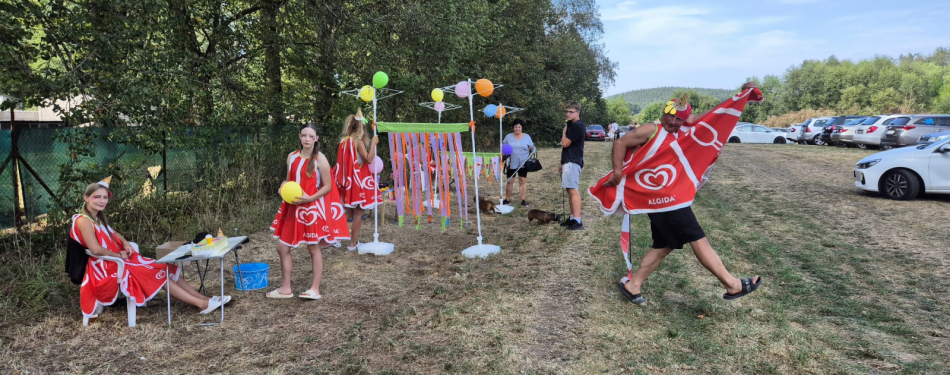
[232,263,269,291]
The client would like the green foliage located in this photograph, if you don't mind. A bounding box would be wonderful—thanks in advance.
[605,96,633,125]
[743,49,950,123]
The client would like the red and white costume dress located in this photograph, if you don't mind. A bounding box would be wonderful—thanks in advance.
[333,138,381,209]
[271,151,350,247]
[70,214,180,318]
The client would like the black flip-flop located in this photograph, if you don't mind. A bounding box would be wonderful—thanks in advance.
[723,277,762,300]
[617,282,646,305]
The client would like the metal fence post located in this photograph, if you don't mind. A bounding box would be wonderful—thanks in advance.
[10,109,23,228]
[162,130,167,194]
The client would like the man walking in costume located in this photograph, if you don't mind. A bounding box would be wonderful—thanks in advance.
[589,82,763,305]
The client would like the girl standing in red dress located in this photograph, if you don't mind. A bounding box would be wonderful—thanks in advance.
[333,111,380,251]
[268,124,349,300]
[70,179,226,319]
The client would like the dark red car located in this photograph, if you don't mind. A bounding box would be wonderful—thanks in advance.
[586,125,606,141]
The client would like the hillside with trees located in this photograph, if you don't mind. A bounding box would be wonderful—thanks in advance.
[608,87,737,108]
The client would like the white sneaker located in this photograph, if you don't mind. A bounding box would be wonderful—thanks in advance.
[347,242,363,251]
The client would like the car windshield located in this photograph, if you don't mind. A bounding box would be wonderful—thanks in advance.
[813,120,828,127]
[918,138,950,150]
[889,117,910,126]
[844,118,865,125]
[588,125,603,131]
[858,117,880,125]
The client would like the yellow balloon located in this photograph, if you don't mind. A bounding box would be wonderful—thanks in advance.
[359,85,375,102]
[431,88,444,102]
[280,181,303,204]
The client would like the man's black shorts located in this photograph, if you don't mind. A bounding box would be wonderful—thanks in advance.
[505,167,528,179]
[647,206,706,250]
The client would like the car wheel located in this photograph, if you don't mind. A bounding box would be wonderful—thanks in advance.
[856,143,867,149]
[880,169,920,200]
[728,136,741,144]
[773,137,786,144]
[812,135,824,146]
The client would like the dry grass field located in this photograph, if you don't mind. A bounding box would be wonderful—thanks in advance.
[3,141,949,374]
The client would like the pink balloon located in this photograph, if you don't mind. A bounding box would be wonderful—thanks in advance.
[455,81,470,98]
[370,156,384,174]
[434,102,446,112]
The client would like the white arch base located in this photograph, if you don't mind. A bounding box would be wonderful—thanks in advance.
[495,205,514,214]
[462,243,500,258]
[358,241,395,256]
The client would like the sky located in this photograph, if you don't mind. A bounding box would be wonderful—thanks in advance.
[597,0,950,96]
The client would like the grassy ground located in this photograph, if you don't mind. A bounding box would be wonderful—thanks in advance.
[3,142,949,374]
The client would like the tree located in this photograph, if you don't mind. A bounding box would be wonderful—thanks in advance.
[606,96,633,125]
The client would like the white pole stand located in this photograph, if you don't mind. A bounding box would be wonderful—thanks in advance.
[358,233,395,256]
[462,77,500,259]
[462,236,500,259]
[358,94,394,256]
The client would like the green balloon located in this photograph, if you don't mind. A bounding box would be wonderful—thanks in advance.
[373,71,389,89]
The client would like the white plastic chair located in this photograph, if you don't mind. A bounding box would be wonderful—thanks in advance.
[82,250,137,327]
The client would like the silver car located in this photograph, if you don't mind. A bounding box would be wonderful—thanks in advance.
[880,115,950,148]
[917,131,950,146]
[785,123,804,143]
[801,116,833,145]
[829,117,869,146]
[853,115,912,149]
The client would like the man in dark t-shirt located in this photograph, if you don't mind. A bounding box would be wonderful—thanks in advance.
[559,101,585,230]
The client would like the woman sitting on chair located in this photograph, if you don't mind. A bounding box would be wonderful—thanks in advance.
[70,177,229,320]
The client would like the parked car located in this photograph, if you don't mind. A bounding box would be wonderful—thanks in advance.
[854,137,950,200]
[801,116,833,145]
[917,130,950,146]
[820,116,867,146]
[830,116,872,146]
[880,115,950,148]
[586,124,606,141]
[786,123,805,143]
[853,115,912,149]
[727,123,789,144]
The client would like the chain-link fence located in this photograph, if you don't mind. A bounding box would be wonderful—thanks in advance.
[0,124,298,230]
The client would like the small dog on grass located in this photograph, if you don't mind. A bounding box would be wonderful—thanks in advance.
[475,196,497,214]
[527,209,561,224]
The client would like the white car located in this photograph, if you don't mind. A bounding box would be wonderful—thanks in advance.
[853,114,912,149]
[727,123,790,144]
[854,137,950,200]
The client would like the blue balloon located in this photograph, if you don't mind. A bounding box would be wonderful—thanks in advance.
[484,104,498,118]
[502,144,513,156]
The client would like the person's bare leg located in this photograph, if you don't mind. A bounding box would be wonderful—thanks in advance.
[567,188,581,219]
[175,276,209,300]
[624,246,674,295]
[350,206,364,246]
[169,280,210,309]
[689,237,759,294]
[275,242,293,295]
[505,177,514,202]
[519,176,527,201]
[307,244,323,294]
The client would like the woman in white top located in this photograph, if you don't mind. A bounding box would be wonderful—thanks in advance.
[502,119,535,207]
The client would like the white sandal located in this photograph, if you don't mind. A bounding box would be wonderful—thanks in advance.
[347,242,363,251]
[298,290,322,300]
[199,297,222,314]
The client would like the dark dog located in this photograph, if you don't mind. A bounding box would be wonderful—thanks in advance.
[475,196,497,214]
[528,209,561,224]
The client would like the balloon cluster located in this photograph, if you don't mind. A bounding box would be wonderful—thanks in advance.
[360,71,390,102]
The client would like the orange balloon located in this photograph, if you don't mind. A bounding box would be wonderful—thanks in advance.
[495,106,507,118]
[475,79,494,97]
